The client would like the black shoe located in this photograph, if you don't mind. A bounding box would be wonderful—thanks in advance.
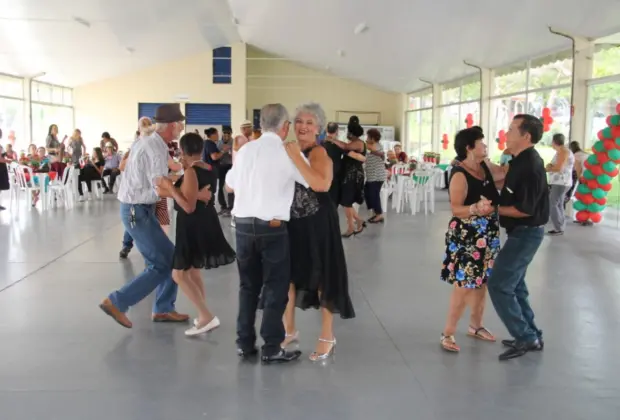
[261,349,302,364]
[217,208,228,215]
[499,339,542,361]
[501,337,544,350]
[0,205,5,211]
[119,247,131,259]
[237,347,258,360]
[546,230,564,236]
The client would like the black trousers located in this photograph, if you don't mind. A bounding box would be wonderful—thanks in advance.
[102,168,120,191]
[78,166,101,196]
[364,181,384,214]
[218,165,232,209]
[235,218,290,356]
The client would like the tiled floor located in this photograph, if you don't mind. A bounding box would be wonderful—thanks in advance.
[1,194,619,420]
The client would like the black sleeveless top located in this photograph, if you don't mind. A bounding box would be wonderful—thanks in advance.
[290,145,331,219]
[449,163,499,206]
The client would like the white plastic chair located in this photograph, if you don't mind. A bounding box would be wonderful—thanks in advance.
[81,179,104,200]
[14,165,42,209]
[406,170,436,215]
[48,166,75,209]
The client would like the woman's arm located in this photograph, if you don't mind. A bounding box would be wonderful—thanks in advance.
[330,138,364,152]
[119,151,130,172]
[165,168,199,214]
[168,157,182,172]
[547,149,568,172]
[347,151,366,162]
[285,143,332,192]
[93,161,104,176]
[574,158,583,178]
[449,171,493,218]
[484,159,507,182]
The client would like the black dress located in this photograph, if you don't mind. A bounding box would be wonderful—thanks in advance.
[172,166,236,271]
[289,146,355,318]
[0,148,9,191]
[323,141,343,205]
[339,142,366,207]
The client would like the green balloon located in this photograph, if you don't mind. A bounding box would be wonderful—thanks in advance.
[608,149,620,161]
[602,127,612,139]
[610,115,620,126]
[577,184,591,194]
[573,201,587,211]
[602,161,617,172]
[616,138,620,148]
[587,154,600,165]
[592,188,606,200]
[588,203,605,213]
[594,141,606,152]
[598,174,612,185]
[583,170,595,180]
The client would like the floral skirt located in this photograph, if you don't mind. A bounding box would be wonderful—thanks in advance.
[440,214,500,289]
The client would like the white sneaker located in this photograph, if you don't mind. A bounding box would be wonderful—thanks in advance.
[185,316,220,336]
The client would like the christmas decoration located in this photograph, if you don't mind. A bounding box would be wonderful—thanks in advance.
[465,113,474,129]
[495,129,507,151]
[441,133,449,150]
[573,103,620,223]
[541,107,554,132]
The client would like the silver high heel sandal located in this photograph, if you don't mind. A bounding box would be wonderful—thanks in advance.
[309,337,336,361]
[282,331,299,347]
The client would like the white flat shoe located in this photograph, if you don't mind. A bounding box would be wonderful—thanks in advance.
[185,316,220,336]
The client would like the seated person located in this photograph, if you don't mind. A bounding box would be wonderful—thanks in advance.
[78,147,104,200]
[4,144,17,161]
[393,144,408,163]
[102,145,121,194]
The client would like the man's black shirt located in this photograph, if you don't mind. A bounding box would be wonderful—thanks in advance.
[499,146,550,233]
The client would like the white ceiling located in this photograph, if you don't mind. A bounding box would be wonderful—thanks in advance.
[1,0,620,92]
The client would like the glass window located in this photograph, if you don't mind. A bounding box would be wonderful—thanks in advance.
[460,102,480,130]
[460,74,481,102]
[439,104,461,160]
[0,97,25,150]
[528,56,572,90]
[587,83,620,150]
[31,103,74,146]
[526,87,571,163]
[0,75,24,99]
[493,63,528,96]
[52,86,64,104]
[405,109,433,158]
[489,96,527,161]
[63,88,73,106]
[441,85,460,105]
[593,45,620,78]
[419,109,432,158]
[32,82,52,103]
[408,89,433,110]
[406,111,421,155]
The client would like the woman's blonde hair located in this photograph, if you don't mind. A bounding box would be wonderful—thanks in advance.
[138,117,155,136]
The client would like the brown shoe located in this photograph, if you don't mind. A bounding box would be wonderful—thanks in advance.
[99,298,132,328]
[152,311,190,323]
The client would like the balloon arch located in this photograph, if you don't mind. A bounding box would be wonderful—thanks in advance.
[573,103,620,224]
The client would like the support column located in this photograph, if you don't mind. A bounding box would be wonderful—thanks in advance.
[480,68,492,138]
[23,77,32,144]
[571,38,594,146]
[431,83,441,152]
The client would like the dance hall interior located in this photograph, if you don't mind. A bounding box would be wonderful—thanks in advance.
[1,1,620,419]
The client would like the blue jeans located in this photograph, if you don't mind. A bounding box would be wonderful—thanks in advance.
[235,218,290,356]
[109,203,177,314]
[122,230,133,249]
[488,225,544,343]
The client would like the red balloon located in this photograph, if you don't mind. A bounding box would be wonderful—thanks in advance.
[616,103,620,114]
[587,179,599,190]
[595,197,607,205]
[598,130,608,141]
[613,126,620,138]
[576,210,590,222]
[582,194,595,205]
[590,212,603,223]
[604,139,616,150]
[590,165,604,176]
[600,182,613,192]
[596,152,610,164]
[608,168,620,177]
[574,192,585,201]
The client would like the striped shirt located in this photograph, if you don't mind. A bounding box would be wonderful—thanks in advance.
[117,133,169,204]
[365,146,387,182]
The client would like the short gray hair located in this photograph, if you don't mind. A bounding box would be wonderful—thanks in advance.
[295,102,326,133]
[260,103,289,132]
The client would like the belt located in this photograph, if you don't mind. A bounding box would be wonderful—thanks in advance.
[235,217,286,227]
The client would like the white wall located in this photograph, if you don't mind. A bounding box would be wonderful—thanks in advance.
[74,43,247,150]
[246,46,400,139]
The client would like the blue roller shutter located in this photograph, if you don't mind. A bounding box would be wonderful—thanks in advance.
[185,103,231,126]
[138,103,165,119]
[253,109,261,129]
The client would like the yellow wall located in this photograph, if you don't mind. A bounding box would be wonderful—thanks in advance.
[246,46,401,139]
[74,43,247,150]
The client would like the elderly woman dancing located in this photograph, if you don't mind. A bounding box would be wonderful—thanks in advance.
[281,102,355,361]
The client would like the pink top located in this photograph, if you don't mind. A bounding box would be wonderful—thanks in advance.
[232,134,249,164]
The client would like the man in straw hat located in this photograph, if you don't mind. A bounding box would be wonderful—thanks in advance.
[99,104,211,328]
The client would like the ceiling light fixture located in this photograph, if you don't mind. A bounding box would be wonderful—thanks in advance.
[337,49,345,57]
[353,22,368,35]
[72,16,91,28]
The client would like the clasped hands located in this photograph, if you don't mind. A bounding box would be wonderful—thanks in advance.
[155,176,212,201]
[471,195,494,216]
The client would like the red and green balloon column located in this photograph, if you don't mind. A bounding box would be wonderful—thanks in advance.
[573,103,620,224]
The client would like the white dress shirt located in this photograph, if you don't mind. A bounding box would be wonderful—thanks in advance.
[225,132,308,221]
[117,133,169,204]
